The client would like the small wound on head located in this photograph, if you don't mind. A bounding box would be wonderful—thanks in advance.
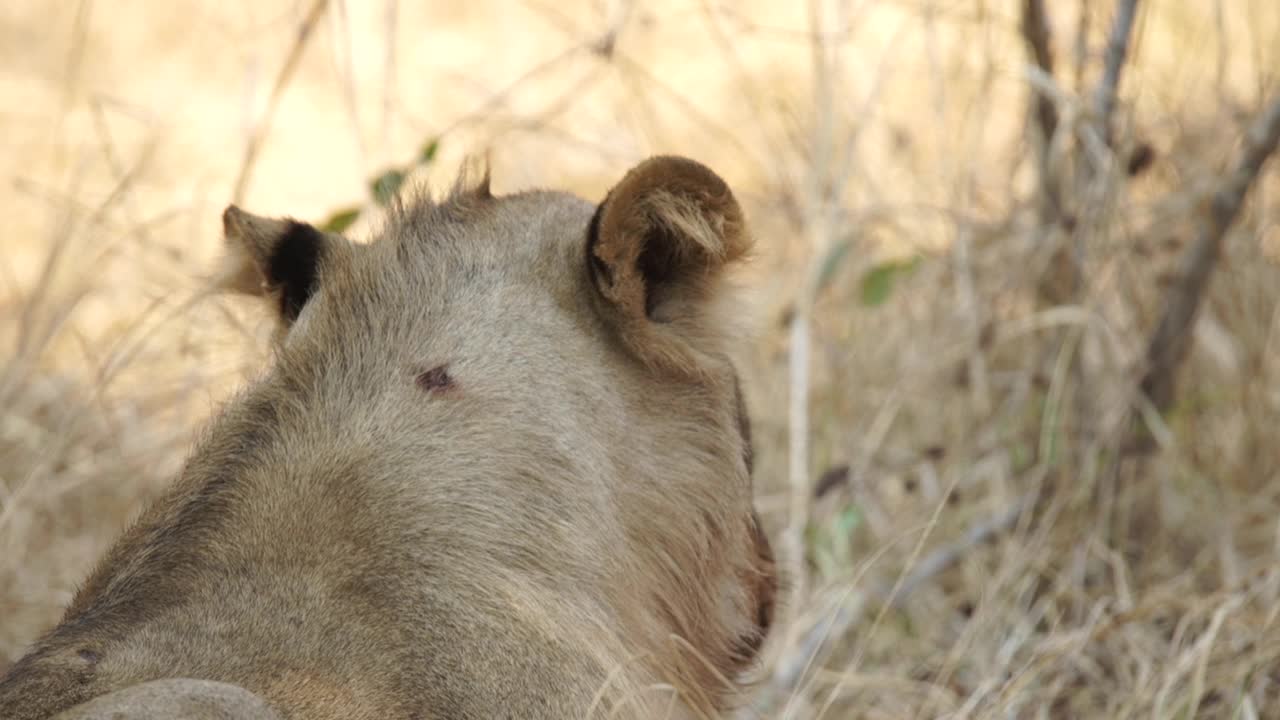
[416,365,454,394]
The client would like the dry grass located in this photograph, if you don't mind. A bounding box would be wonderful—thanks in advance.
[3,1,1279,717]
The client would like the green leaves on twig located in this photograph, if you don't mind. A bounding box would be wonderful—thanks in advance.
[319,207,361,233]
[369,169,407,207]
[318,136,443,233]
[816,237,922,308]
[860,257,920,307]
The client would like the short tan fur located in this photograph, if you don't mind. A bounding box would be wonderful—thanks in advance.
[0,156,777,720]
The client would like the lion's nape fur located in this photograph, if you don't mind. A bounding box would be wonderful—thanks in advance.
[0,158,777,720]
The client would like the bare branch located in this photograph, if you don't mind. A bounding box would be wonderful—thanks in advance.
[232,0,330,204]
[1020,0,1064,230]
[1095,0,1140,149]
[1139,97,1280,414]
[1021,0,1058,146]
[380,0,399,152]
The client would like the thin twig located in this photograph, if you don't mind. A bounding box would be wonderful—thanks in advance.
[611,54,769,180]
[1020,0,1062,223]
[427,44,585,139]
[231,0,329,204]
[697,0,789,180]
[1073,1,1090,91]
[380,0,399,158]
[1095,0,1140,149]
[757,492,1036,711]
[881,493,1036,605]
[1138,97,1280,414]
[332,0,369,177]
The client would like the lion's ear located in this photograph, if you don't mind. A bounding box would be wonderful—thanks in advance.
[218,206,350,326]
[587,156,751,374]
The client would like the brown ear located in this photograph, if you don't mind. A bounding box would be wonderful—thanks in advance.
[219,206,348,326]
[588,156,751,373]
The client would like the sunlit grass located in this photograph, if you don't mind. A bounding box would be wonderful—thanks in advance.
[2,1,1278,716]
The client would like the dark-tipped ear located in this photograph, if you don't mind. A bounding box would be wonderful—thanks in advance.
[219,205,345,325]
[588,156,751,373]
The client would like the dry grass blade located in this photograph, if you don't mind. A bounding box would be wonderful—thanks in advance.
[761,492,1035,707]
[4,3,1280,717]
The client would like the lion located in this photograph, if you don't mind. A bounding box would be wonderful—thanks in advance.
[0,156,777,719]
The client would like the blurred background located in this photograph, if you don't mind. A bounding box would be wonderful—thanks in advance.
[2,1,1278,717]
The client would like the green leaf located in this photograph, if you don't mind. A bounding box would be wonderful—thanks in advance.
[418,138,441,166]
[833,505,862,538]
[816,239,853,294]
[319,206,361,234]
[860,265,896,306]
[859,257,920,307]
[370,168,407,206]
